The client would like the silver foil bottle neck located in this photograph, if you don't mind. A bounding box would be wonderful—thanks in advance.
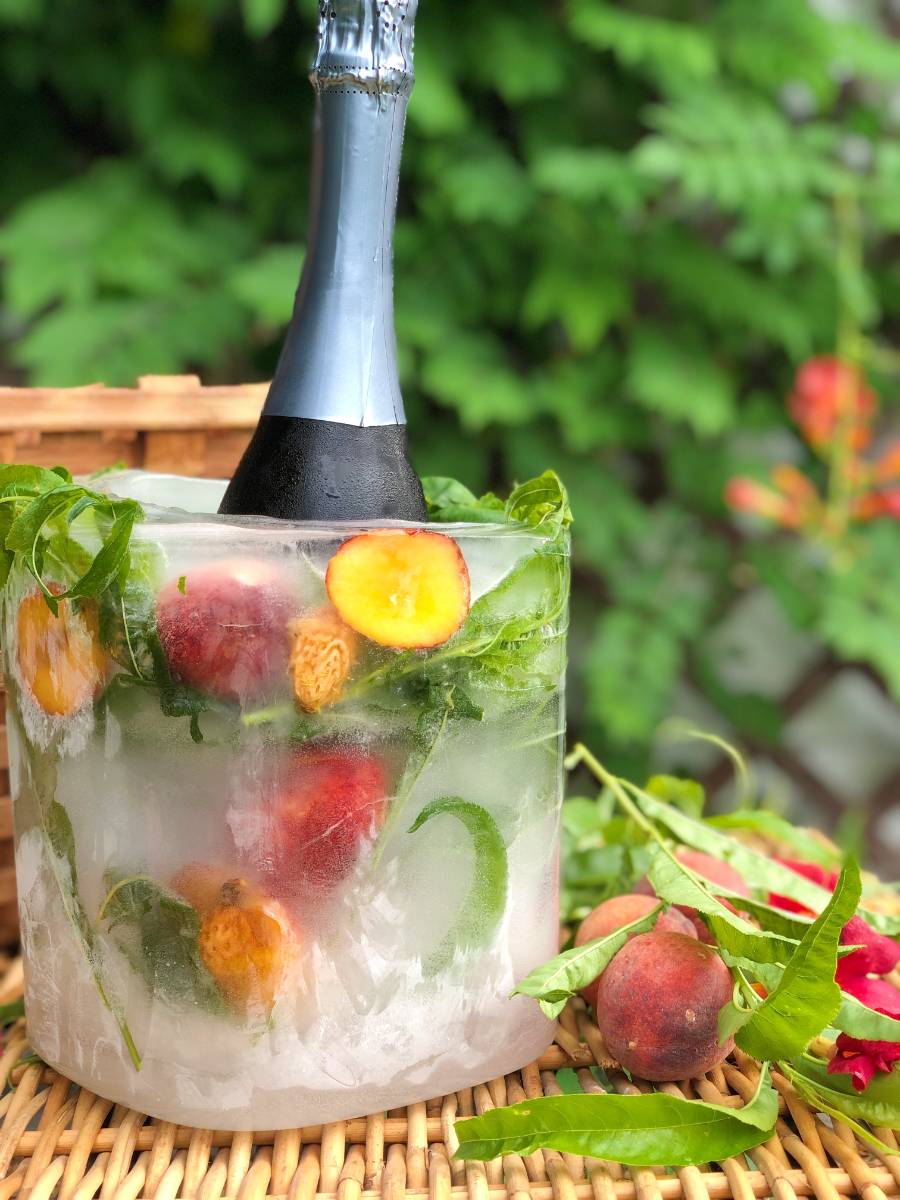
[311,0,417,97]
[262,0,418,428]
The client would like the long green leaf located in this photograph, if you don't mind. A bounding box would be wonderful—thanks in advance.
[634,789,832,909]
[633,788,899,935]
[736,860,861,1061]
[706,811,839,869]
[834,992,900,1042]
[647,851,799,964]
[454,1064,778,1165]
[783,1059,900,1150]
[61,505,138,600]
[408,797,508,972]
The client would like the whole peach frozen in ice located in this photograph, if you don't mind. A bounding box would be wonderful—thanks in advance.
[257,748,388,894]
[156,559,293,702]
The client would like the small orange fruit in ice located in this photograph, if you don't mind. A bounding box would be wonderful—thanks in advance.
[196,876,297,1014]
[16,585,108,716]
[325,530,470,649]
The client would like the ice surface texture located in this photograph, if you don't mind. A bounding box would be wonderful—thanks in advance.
[6,470,569,1128]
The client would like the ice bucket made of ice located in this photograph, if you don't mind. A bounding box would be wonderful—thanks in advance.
[4,472,569,1129]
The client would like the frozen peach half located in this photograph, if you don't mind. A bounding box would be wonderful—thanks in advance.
[325,530,470,649]
[16,585,108,716]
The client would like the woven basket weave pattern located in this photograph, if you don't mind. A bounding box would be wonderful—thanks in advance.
[0,955,898,1200]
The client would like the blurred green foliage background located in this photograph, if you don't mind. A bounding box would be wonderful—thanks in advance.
[2,0,900,840]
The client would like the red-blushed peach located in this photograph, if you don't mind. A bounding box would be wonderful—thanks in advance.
[325,530,470,649]
[574,894,697,1012]
[17,585,108,716]
[595,931,735,1080]
[156,559,293,702]
[259,748,388,894]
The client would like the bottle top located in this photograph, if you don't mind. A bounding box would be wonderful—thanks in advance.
[311,0,417,97]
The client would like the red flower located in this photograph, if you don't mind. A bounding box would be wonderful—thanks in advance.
[853,487,900,522]
[725,478,798,525]
[788,357,876,451]
[838,914,900,981]
[840,974,900,1016]
[827,1035,900,1092]
[772,858,900,1091]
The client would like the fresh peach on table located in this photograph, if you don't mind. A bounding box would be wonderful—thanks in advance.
[595,930,735,1081]
[574,893,697,1013]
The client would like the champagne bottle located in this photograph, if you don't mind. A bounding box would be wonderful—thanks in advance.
[220,0,426,521]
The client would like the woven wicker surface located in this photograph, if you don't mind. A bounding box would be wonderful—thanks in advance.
[0,957,897,1200]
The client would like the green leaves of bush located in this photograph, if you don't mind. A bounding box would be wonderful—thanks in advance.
[4,0,900,774]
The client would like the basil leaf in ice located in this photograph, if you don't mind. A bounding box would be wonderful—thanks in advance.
[19,731,141,1069]
[99,874,227,1014]
[513,904,664,1019]
[408,797,508,973]
[370,681,484,862]
[421,477,506,524]
[98,538,167,681]
[736,860,861,1061]
[454,1063,778,1166]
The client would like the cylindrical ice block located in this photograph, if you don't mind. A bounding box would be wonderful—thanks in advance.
[5,472,569,1129]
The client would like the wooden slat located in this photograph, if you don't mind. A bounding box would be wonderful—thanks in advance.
[143,431,210,475]
[0,869,16,906]
[0,382,266,434]
[0,798,12,842]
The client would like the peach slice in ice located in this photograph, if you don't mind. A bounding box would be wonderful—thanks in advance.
[325,530,470,649]
[16,585,108,716]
